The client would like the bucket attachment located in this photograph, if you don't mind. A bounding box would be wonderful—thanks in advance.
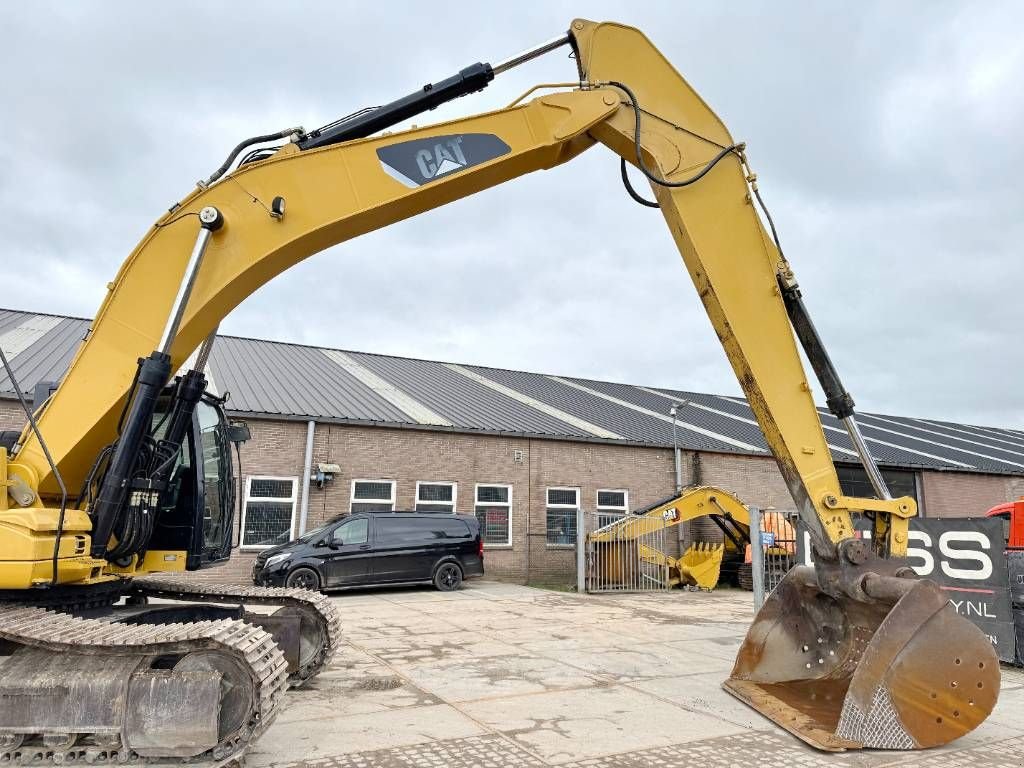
[724,565,999,751]
[677,542,725,590]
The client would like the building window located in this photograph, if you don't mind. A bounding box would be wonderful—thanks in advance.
[475,484,512,546]
[415,481,457,513]
[836,466,918,506]
[546,487,580,545]
[241,476,297,549]
[351,479,395,513]
[597,489,629,529]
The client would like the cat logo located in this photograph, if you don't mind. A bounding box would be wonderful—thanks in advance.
[416,137,467,179]
[377,133,511,188]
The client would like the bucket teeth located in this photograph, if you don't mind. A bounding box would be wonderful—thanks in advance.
[678,542,725,590]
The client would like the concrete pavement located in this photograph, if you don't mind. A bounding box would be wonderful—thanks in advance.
[250,582,1024,768]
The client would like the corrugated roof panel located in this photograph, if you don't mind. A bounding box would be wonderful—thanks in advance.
[813,407,972,471]
[465,366,750,453]
[321,350,453,426]
[904,416,1024,451]
[854,412,1024,462]
[446,365,622,439]
[573,378,771,452]
[0,317,88,395]
[210,337,411,423]
[550,376,765,453]
[852,412,1024,470]
[0,315,62,359]
[672,390,961,470]
[348,352,593,438]
[0,310,30,338]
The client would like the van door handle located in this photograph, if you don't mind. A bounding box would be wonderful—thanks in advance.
[358,544,372,550]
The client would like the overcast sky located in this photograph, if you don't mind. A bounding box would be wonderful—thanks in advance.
[2,2,1021,428]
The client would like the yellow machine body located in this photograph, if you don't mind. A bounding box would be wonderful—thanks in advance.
[1,18,997,751]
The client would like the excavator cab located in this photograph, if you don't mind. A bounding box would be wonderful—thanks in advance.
[146,392,243,571]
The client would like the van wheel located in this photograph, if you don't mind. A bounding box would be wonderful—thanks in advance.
[433,563,463,592]
[286,567,321,591]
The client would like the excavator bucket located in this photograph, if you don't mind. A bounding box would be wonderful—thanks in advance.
[724,566,999,751]
[677,542,725,590]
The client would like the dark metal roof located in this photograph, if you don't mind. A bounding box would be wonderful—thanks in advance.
[0,310,90,395]
[2,306,1022,476]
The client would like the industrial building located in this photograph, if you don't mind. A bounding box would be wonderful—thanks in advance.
[2,306,1023,584]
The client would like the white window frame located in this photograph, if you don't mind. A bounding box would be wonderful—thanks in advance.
[350,479,396,513]
[414,480,458,514]
[474,482,513,547]
[596,488,629,528]
[240,475,298,551]
[545,486,580,546]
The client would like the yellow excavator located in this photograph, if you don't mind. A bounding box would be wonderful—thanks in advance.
[0,17,998,762]
[587,486,745,591]
[588,487,797,592]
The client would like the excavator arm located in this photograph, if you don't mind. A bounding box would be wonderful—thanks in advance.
[16,21,903,563]
[5,18,997,751]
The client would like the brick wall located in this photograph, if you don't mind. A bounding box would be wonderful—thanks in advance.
[0,399,25,432]
[919,470,1023,518]
[225,424,807,584]
[305,425,679,582]
[307,423,533,580]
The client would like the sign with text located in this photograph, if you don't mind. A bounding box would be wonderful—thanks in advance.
[796,517,1015,663]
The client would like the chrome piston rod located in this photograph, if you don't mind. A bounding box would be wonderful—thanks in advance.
[842,415,892,500]
[492,34,571,75]
[157,206,223,354]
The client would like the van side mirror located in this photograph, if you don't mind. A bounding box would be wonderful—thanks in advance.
[328,537,342,549]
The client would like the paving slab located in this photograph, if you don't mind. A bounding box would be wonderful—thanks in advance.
[536,642,731,681]
[398,648,603,702]
[248,703,485,765]
[628,671,778,730]
[249,581,1024,768]
[463,683,745,764]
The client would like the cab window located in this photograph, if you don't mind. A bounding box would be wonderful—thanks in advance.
[197,401,230,551]
[333,518,368,546]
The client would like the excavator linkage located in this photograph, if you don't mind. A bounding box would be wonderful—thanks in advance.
[725,565,999,750]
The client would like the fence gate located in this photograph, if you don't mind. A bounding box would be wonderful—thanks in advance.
[579,509,673,593]
[748,507,798,609]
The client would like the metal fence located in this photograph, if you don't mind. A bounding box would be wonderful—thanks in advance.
[749,507,798,609]
[578,509,673,593]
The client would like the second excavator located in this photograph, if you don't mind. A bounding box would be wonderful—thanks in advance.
[0,17,998,762]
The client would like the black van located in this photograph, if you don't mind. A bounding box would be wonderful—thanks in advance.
[251,512,484,592]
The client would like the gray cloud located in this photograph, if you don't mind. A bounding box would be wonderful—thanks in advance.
[2,1,1021,428]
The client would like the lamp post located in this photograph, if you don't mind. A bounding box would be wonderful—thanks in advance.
[669,401,688,493]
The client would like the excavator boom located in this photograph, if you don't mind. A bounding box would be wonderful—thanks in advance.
[2,18,998,756]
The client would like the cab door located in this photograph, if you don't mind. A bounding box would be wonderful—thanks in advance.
[322,517,373,587]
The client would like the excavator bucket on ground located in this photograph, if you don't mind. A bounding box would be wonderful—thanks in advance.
[724,565,999,750]
[677,542,725,590]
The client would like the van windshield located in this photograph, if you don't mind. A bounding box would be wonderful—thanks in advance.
[294,516,346,544]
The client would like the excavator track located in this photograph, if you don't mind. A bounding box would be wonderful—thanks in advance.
[0,603,289,766]
[131,577,342,686]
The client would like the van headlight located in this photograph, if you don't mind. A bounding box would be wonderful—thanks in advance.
[264,553,291,569]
